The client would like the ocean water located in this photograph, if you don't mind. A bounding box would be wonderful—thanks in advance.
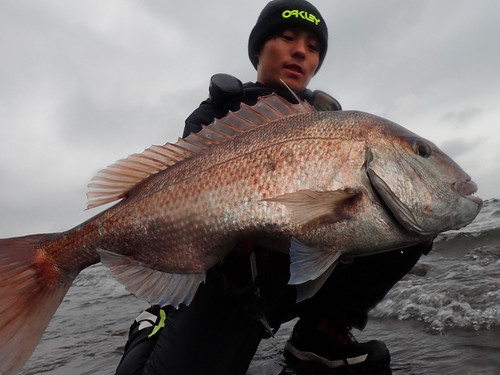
[19,199,500,375]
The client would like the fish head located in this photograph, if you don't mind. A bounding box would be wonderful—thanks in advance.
[364,118,483,236]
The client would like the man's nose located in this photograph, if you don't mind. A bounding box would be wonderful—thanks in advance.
[291,41,306,60]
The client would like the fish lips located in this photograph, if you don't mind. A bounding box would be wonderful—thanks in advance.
[454,179,483,207]
[365,151,483,236]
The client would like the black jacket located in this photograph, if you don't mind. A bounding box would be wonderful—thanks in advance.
[182,74,341,138]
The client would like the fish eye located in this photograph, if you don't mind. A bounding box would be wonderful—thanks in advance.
[412,140,432,158]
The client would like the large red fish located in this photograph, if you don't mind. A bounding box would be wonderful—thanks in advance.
[0,94,482,374]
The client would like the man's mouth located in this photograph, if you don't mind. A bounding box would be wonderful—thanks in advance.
[284,63,304,75]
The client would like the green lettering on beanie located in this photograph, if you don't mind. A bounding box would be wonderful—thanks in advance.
[282,9,321,25]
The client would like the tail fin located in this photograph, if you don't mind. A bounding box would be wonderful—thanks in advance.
[0,234,77,375]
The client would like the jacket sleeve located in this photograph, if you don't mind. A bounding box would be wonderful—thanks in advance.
[182,99,222,138]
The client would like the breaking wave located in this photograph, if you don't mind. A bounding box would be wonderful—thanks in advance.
[372,199,500,333]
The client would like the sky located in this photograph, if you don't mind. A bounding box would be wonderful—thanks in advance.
[1,0,499,238]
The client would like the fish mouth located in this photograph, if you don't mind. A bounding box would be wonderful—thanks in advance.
[454,179,483,207]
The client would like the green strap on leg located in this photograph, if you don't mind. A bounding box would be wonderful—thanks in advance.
[148,308,167,338]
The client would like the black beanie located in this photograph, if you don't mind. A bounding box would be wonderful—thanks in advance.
[248,0,328,73]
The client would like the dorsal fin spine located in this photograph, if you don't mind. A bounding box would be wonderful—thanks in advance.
[175,138,213,153]
[167,142,195,157]
[198,125,233,139]
[224,112,259,129]
[184,132,219,148]
[212,119,246,134]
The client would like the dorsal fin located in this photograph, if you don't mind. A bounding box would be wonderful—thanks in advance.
[86,94,314,209]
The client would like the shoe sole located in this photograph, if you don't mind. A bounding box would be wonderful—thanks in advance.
[284,341,369,369]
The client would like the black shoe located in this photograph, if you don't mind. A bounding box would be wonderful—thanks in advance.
[284,318,391,369]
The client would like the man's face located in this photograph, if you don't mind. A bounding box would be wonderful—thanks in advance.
[256,28,320,93]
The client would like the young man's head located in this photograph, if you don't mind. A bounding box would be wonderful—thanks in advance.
[248,0,328,92]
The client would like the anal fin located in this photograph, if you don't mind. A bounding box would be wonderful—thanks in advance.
[98,250,205,307]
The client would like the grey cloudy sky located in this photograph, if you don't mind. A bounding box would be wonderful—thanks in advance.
[1,0,499,238]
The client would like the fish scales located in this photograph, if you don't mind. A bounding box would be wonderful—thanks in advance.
[36,112,383,277]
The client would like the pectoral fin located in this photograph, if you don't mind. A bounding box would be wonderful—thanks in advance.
[288,238,341,302]
[295,262,337,302]
[98,250,205,307]
[263,189,359,225]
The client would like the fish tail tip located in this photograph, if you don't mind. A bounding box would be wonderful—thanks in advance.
[0,234,76,375]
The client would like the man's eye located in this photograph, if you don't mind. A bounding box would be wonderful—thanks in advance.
[281,35,293,41]
[308,44,318,52]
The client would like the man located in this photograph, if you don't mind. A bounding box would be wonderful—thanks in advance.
[115,1,432,374]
